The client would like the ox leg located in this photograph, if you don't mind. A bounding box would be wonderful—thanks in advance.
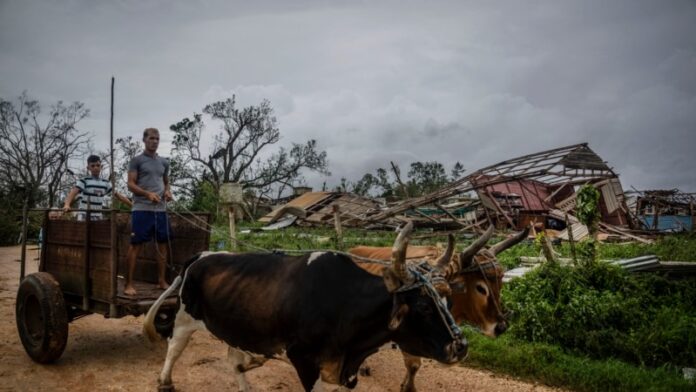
[287,349,320,392]
[400,352,422,392]
[227,346,268,392]
[158,310,201,390]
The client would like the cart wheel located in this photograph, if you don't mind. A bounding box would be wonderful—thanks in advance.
[155,308,177,339]
[16,272,69,363]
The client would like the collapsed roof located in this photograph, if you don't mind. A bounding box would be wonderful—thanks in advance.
[368,143,630,228]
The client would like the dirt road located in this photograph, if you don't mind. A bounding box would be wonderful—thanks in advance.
[0,245,561,391]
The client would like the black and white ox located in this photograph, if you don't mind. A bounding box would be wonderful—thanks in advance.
[143,222,466,391]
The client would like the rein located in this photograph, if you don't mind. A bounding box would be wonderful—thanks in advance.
[395,267,462,341]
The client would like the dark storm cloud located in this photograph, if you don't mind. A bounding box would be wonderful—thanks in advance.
[1,0,695,192]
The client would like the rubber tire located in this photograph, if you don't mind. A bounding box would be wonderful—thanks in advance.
[16,272,69,363]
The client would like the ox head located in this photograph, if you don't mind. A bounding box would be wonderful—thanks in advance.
[382,222,467,365]
[446,225,530,338]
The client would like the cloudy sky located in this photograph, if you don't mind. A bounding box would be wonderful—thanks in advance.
[1,0,695,192]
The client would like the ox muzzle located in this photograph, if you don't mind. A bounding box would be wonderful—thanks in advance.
[445,337,468,363]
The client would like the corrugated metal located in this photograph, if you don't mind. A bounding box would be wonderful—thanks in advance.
[557,145,611,171]
[480,179,552,211]
[601,183,619,214]
[558,222,589,241]
[503,266,536,283]
[608,255,661,272]
[639,215,692,232]
[306,193,380,224]
[555,195,577,212]
[548,208,583,240]
[259,192,333,222]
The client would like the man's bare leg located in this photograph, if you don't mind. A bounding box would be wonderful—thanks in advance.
[157,242,170,290]
[124,244,142,296]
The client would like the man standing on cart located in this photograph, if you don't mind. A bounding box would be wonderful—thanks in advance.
[124,127,172,296]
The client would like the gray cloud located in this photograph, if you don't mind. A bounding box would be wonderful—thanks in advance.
[1,0,695,193]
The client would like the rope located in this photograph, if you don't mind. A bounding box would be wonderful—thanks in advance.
[395,267,462,340]
[460,250,506,320]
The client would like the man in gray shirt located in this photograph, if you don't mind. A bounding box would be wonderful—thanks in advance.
[124,127,173,296]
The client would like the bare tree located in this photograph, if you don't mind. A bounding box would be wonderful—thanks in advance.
[0,92,90,207]
[113,136,142,195]
[170,96,329,205]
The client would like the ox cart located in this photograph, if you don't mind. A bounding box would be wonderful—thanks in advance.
[15,210,210,363]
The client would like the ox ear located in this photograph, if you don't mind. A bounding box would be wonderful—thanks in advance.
[389,303,409,331]
[382,268,403,292]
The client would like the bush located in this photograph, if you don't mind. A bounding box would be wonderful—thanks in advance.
[504,261,696,368]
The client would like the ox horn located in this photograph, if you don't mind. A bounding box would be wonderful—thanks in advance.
[488,224,531,256]
[458,225,494,268]
[392,221,414,282]
[435,234,456,269]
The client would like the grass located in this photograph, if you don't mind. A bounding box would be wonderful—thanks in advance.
[463,331,695,392]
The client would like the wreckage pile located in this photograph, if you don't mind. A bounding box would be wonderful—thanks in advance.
[263,143,693,236]
[257,143,695,278]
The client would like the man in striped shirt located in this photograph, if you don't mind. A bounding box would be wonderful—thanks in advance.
[63,155,132,220]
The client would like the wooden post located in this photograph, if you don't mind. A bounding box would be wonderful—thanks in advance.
[541,230,556,263]
[109,76,118,317]
[435,202,467,228]
[332,204,343,249]
[83,208,91,310]
[652,200,660,231]
[19,198,29,283]
[228,205,237,252]
[565,213,577,264]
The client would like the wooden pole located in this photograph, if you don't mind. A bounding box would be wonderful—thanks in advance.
[541,230,556,263]
[83,208,91,310]
[19,198,29,283]
[228,205,237,252]
[332,204,343,249]
[109,77,118,317]
[435,202,467,228]
[565,213,577,264]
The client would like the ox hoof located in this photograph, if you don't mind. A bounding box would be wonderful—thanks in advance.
[158,384,175,392]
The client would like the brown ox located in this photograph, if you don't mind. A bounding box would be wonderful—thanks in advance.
[348,225,529,392]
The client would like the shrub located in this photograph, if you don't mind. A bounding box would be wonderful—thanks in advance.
[504,261,696,368]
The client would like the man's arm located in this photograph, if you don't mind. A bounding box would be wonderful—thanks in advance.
[114,191,133,208]
[163,174,173,202]
[63,187,80,212]
[128,170,161,203]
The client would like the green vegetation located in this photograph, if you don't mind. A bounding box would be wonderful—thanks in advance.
[464,332,695,392]
[504,261,696,368]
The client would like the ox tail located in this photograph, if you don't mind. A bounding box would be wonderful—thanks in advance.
[143,275,183,343]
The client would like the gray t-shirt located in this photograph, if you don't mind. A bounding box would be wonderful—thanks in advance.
[128,153,170,211]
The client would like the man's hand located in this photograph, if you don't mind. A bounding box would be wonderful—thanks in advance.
[146,192,161,203]
[163,189,173,202]
[62,204,70,213]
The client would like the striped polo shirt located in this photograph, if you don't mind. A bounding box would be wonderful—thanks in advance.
[75,176,112,220]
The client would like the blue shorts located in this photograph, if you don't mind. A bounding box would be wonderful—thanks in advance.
[130,211,171,244]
